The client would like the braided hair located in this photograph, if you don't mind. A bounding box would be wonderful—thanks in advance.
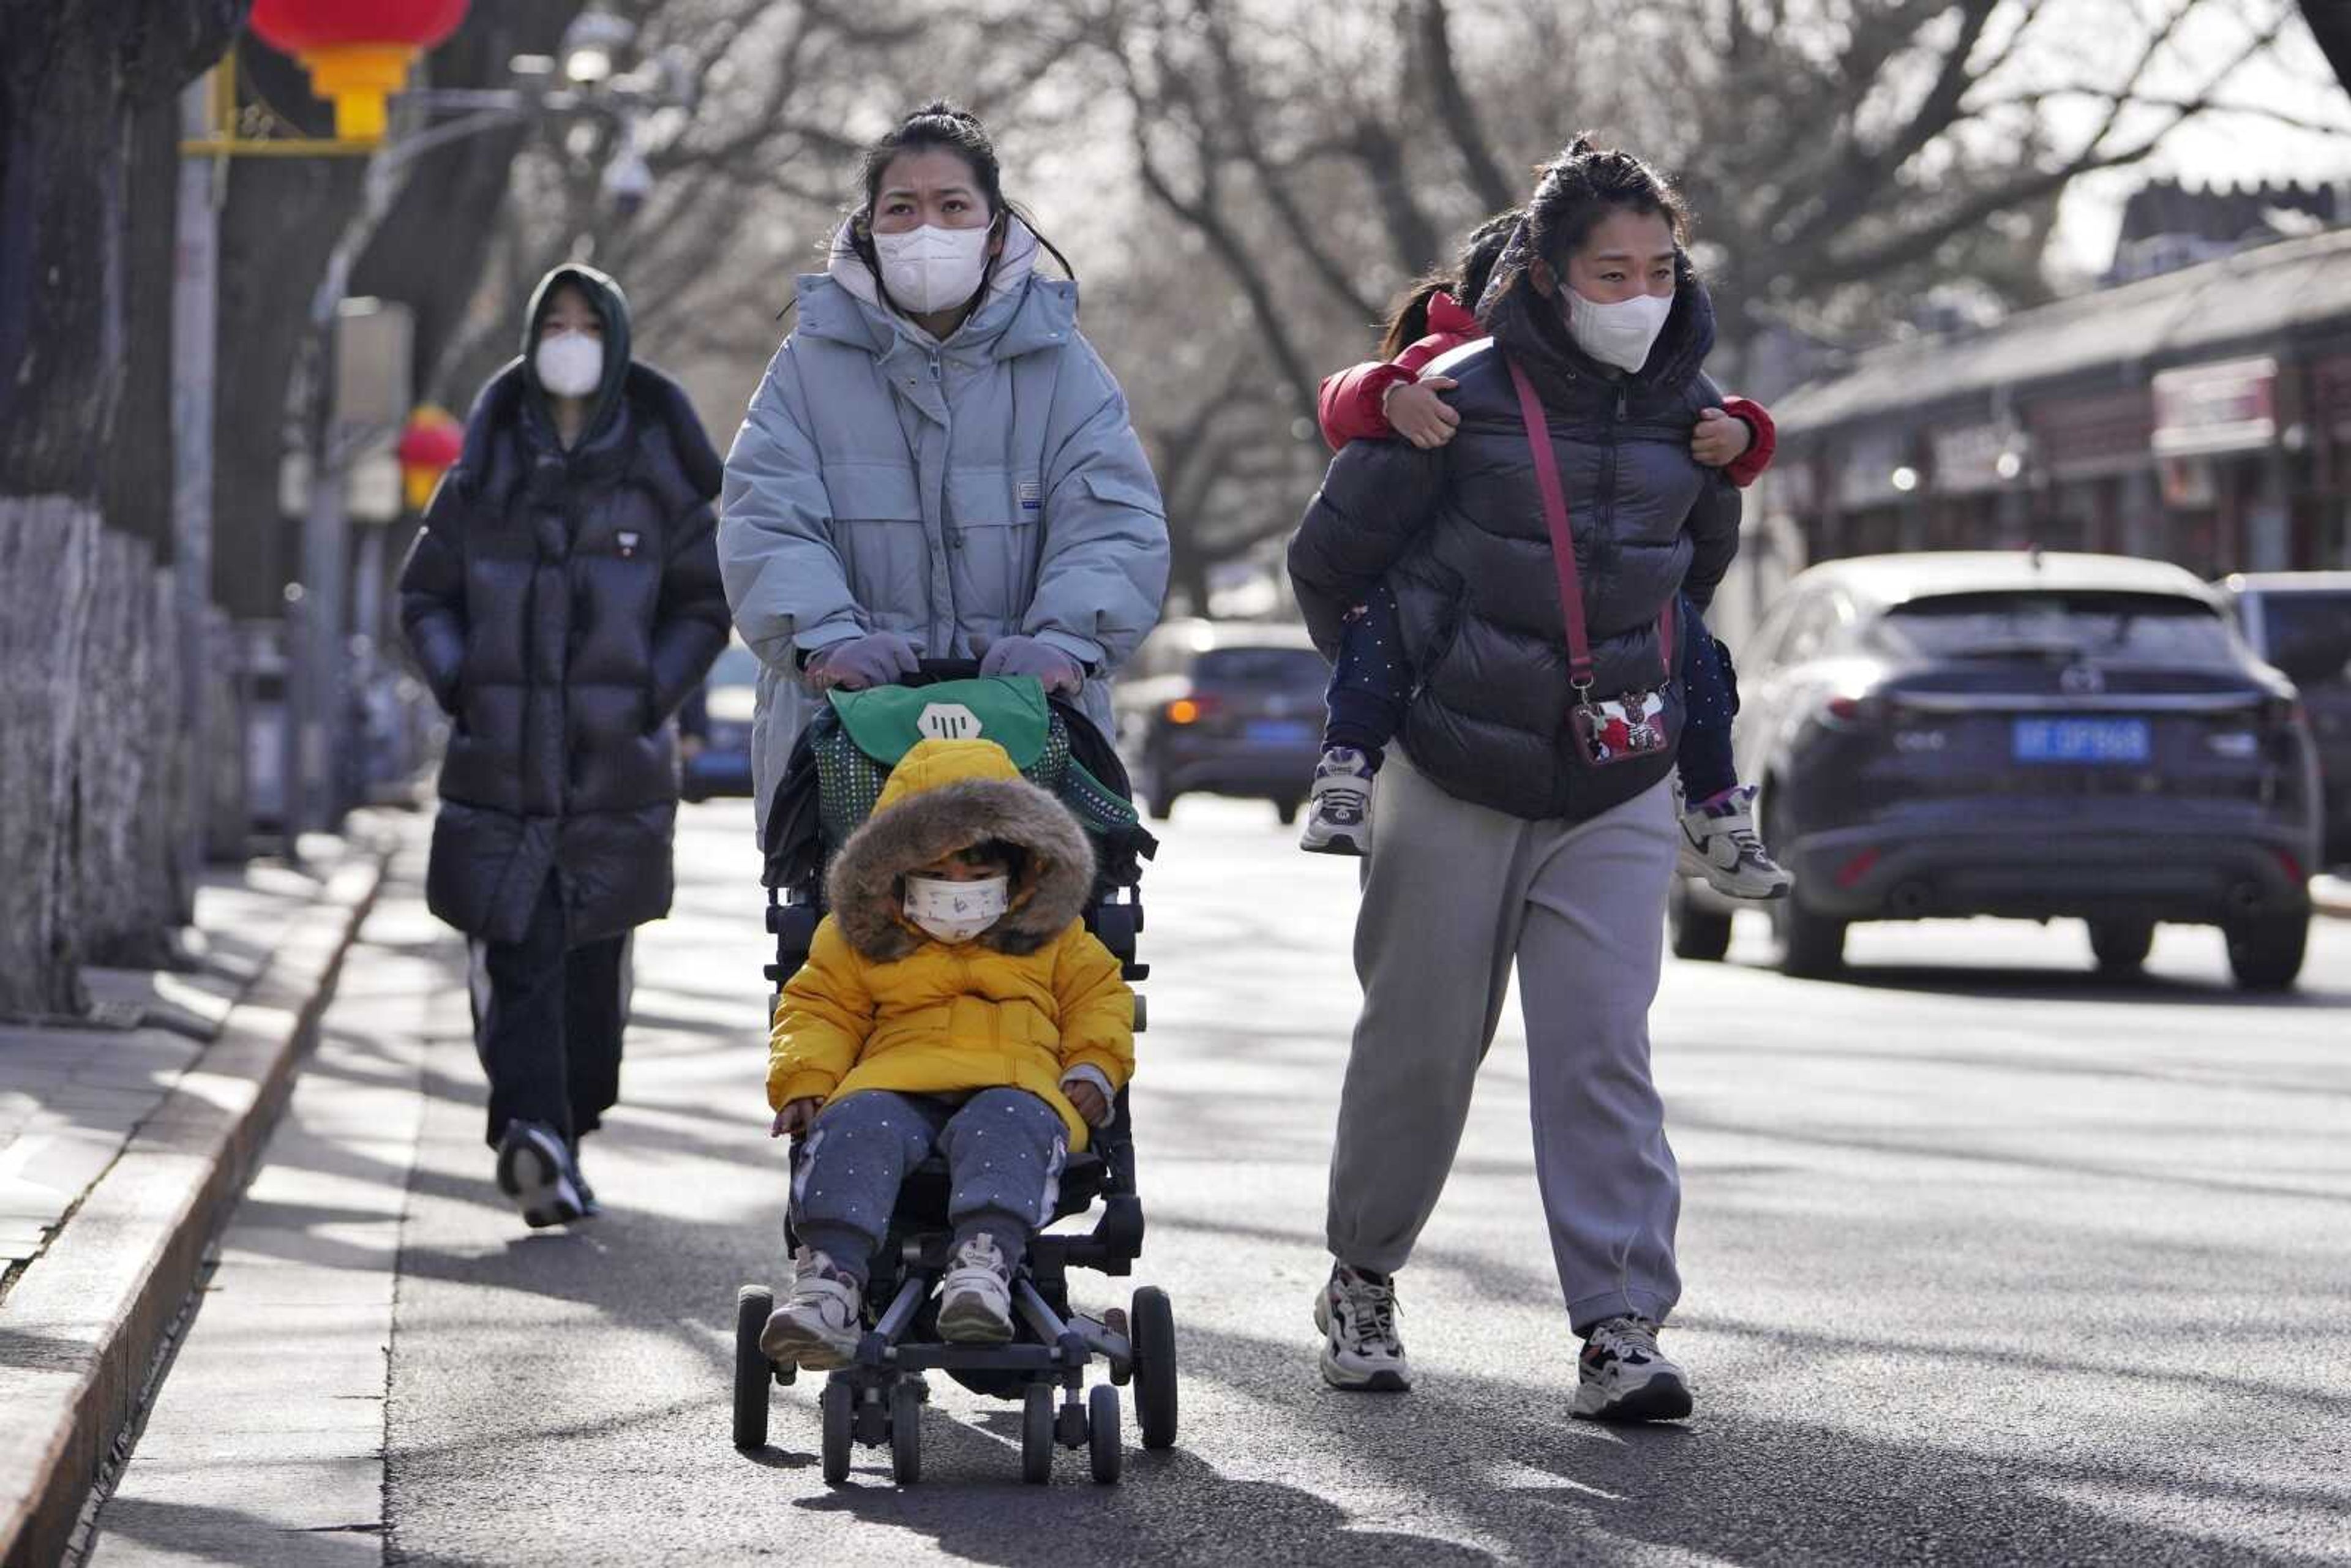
[844,101,1076,317]
[1374,208,1525,359]
[1480,136,1689,326]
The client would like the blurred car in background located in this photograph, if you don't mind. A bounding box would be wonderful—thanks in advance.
[2219,572,2351,870]
[1671,552,2321,990]
[680,639,760,803]
[1115,619,1327,822]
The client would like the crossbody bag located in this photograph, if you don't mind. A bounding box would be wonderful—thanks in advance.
[1506,357,1678,767]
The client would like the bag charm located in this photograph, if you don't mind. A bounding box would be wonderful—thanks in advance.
[1507,358,1676,769]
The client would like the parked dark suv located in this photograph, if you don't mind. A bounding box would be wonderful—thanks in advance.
[2219,572,2351,869]
[1115,619,1327,822]
[1671,553,2322,989]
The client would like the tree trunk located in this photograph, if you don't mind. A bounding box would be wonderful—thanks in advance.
[0,1,242,1016]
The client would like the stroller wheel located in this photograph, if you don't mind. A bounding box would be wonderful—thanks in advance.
[1020,1382,1055,1484]
[820,1375,855,1484]
[1088,1383,1123,1484]
[1130,1286,1179,1450]
[890,1380,923,1485]
[732,1286,773,1451]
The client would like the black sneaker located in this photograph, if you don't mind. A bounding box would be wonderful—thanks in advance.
[496,1120,587,1229]
[1300,747,1376,857]
[1573,1316,1692,1422]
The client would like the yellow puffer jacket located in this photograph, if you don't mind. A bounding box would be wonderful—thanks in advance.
[765,738,1134,1150]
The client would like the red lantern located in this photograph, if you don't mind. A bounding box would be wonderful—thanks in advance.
[397,406,465,511]
[249,0,472,141]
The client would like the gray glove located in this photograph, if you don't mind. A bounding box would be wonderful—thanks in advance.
[807,631,920,692]
[976,634,1084,696]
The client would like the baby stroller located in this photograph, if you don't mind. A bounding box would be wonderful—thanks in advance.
[730,662,1176,1485]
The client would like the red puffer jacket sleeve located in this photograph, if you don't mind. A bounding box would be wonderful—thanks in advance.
[1315,292,1483,451]
[1720,395,1777,489]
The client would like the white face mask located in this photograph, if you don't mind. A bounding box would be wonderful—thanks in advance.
[872,223,992,315]
[903,873,1010,944]
[535,331,604,398]
[1565,288,1674,374]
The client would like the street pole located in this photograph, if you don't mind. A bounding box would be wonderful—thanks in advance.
[173,75,220,884]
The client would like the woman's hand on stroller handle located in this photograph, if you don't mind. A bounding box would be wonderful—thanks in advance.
[973,633,1085,696]
[772,1097,822,1138]
[805,631,920,692]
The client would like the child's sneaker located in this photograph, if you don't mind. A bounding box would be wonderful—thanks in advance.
[495,1119,586,1229]
[1313,1262,1411,1391]
[759,1248,864,1369]
[1573,1315,1692,1422]
[1299,747,1375,857]
[936,1233,1016,1344]
[1678,782,1791,899]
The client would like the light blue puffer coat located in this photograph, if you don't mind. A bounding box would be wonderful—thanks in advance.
[719,223,1171,828]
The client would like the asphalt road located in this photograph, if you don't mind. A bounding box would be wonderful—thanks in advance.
[91,795,2351,1566]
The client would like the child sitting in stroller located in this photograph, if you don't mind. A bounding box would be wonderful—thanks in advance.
[759,736,1136,1370]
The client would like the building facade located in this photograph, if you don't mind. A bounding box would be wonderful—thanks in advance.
[1764,228,2351,582]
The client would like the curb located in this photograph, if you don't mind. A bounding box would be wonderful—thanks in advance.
[2314,875,2351,921]
[0,841,392,1568]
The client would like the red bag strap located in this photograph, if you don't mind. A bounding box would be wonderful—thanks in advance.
[1506,356,1676,693]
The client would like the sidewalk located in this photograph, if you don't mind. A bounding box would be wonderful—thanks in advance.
[0,817,407,1568]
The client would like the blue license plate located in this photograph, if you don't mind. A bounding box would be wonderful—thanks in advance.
[1246,719,1314,746]
[2012,717,2150,763]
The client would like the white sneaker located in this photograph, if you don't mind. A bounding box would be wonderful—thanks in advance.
[1313,1263,1411,1391]
[1678,782,1792,900]
[1573,1316,1692,1422]
[1300,747,1375,857]
[936,1234,1016,1344]
[759,1249,864,1370]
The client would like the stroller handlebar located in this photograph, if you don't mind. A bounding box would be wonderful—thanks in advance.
[907,658,984,683]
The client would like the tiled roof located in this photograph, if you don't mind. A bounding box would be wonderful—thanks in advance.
[1774,228,2351,436]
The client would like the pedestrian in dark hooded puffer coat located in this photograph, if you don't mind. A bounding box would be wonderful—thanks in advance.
[400,263,729,1228]
[1289,138,1731,1423]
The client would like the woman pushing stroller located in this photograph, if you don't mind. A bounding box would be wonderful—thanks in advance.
[718,102,1169,822]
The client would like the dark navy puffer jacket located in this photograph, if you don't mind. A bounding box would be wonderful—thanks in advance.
[1289,266,1741,823]
[400,351,730,944]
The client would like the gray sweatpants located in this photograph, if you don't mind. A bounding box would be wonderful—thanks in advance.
[793,1087,1068,1284]
[1326,756,1683,1333]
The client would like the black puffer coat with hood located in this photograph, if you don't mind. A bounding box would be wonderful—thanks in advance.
[1288,260,1741,823]
[400,265,730,943]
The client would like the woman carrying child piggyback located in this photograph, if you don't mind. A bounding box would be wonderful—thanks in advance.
[1289,138,1745,1421]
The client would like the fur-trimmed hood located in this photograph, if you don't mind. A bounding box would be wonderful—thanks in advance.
[827,739,1096,962]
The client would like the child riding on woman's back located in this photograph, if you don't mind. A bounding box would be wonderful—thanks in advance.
[1302,208,1789,902]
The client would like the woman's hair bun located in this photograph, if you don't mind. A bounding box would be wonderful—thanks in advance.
[906,100,984,129]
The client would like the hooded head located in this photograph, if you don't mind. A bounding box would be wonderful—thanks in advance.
[826,739,1097,962]
[522,263,634,444]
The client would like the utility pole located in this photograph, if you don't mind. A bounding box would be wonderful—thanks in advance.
[174,74,221,878]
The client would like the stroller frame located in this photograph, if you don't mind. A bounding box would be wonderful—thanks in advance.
[730,662,1173,1485]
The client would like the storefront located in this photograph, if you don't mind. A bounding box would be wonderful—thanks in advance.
[1767,228,2351,578]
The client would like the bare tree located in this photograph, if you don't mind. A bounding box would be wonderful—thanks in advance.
[1070,0,2337,582]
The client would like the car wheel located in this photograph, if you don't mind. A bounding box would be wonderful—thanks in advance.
[2087,918,2155,974]
[1667,879,1733,962]
[1274,797,1302,827]
[1772,896,1845,978]
[1147,788,1179,823]
[2223,913,2308,992]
